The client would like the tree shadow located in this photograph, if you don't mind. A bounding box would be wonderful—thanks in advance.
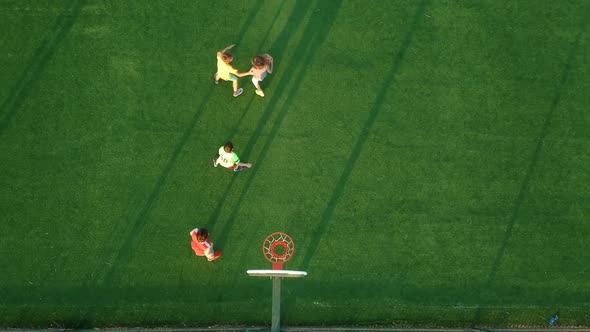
[3,280,587,327]
[0,0,86,138]
[299,0,431,272]
[471,15,588,327]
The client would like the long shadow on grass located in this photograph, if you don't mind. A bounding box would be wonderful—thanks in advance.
[298,0,430,272]
[257,1,287,52]
[471,17,588,327]
[3,281,587,309]
[3,281,589,327]
[97,84,215,284]
[235,0,264,46]
[0,0,86,138]
[205,1,288,235]
[97,1,264,288]
[213,1,288,144]
[205,91,265,231]
[207,0,323,232]
[213,0,344,248]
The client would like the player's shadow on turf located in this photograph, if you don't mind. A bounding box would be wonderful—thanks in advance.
[248,1,288,94]
[471,16,587,327]
[207,2,285,237]
[208,0,325,233]
[98,85,216,284]
[96,0,266,289]
[204,1,284,180]
[0,0,86,137]
[298,0,431,272]
[213,0,345,249]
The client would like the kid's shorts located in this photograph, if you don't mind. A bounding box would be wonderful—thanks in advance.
[222,73,238,82]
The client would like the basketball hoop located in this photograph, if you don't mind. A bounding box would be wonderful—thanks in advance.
[249,232,306,332]
[263,232,295,270]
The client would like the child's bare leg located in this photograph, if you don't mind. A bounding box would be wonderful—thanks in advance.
[233,162,252,172]
[231,76,243,97]
[204,247,214,260]
[252,77,262,91]
[252,78,264,96]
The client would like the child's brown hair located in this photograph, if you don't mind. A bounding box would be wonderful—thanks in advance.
[222,53,233,63]
[223,141,234,153]
[196,228,209,242]
[251,55,268,69]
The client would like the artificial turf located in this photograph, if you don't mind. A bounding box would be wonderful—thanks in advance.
[0,0,589,328]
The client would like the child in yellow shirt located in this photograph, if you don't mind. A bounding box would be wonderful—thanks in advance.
[214,44,245,97]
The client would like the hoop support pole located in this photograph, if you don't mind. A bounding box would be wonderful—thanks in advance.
[271,277,281,332]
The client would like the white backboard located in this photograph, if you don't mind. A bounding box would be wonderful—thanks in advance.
[247,269,307,278]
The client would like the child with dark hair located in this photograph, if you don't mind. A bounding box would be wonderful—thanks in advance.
[245,54,274,97]
[214,44,245,97]
[212,141,252,172]
[189,227,221,261]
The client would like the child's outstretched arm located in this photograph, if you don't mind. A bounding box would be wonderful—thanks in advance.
[217,44,235,56]
[236,69,253,77]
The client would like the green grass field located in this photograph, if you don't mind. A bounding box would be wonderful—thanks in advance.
[1,0,589,328]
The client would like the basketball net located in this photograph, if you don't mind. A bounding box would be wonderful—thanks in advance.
[263,232,295,270]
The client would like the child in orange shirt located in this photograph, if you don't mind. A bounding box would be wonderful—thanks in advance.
[189,227,221,261]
